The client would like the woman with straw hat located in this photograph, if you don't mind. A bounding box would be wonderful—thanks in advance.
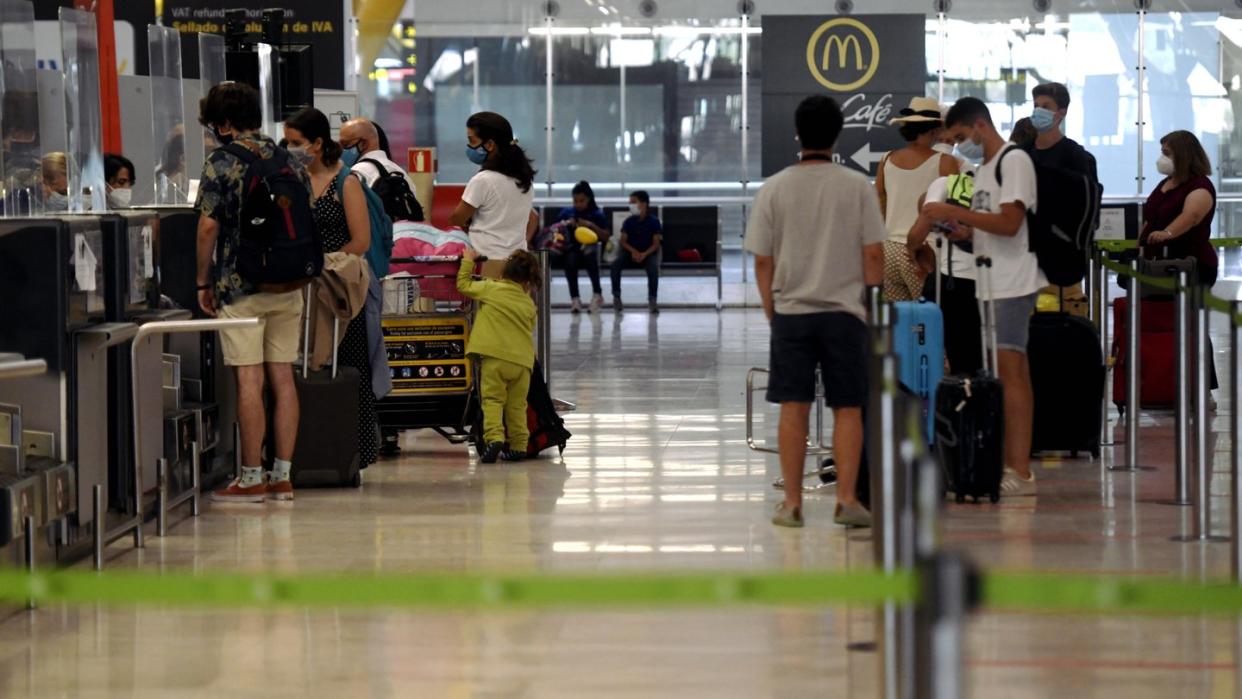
[875,96,960,301]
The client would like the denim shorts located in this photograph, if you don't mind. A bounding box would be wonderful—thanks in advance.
[990,293,1038,354]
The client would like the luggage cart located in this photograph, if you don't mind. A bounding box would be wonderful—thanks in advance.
[745,367,838,492]
[376,256,480,451]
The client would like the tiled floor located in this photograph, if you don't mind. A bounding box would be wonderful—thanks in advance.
[2,308,1242,697]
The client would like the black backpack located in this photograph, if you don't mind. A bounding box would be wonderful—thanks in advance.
[360,158,424,222]
[226,143,322,289]
[996,144,1102,286]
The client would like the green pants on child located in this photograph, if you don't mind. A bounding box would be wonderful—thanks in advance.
[480,356,531,451]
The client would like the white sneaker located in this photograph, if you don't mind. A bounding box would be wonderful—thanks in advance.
[570,298,582,314]
[1000,469,1038,497]
[589,294,604,313]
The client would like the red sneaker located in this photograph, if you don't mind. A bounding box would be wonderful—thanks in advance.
[211,478,267,503]
[267,476,294,502]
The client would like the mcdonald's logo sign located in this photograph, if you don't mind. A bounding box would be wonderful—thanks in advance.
[805,18,880,92]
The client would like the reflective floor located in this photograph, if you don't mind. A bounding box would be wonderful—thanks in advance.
[3,308,1242,697]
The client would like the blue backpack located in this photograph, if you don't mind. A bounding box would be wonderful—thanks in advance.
[336,171,394,279]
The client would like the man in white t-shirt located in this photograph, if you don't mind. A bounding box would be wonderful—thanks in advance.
[339,119,418,191]
[922,97,1044,498]
[906,175,981,376]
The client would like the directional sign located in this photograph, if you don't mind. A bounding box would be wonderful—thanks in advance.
[761,15,927,177]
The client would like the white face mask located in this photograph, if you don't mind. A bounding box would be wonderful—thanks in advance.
[1156,155,1175,177]
[108,187,132,209]
[628,203,641,216]
[931,143,955,156]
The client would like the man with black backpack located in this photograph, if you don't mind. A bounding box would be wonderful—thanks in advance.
[339,118,424,223]
[1028,82,1101,306]
[194,82,318,504]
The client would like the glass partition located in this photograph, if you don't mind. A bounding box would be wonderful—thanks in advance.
[58,7,105,214]
[256,42,282,141]
[148,24,187,206]
[0,0,41,217]
[195,32,227,185]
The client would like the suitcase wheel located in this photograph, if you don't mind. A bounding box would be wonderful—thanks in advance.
[351,472,363,488]
[1091,448,1101,459]
[1070,450,1079,459]
[955,493,966,504]
[990,491,1000,504]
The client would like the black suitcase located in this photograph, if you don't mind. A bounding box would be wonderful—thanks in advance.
[1029,312,1104,458]
[934,256,1005,503]
[290,288,363,488]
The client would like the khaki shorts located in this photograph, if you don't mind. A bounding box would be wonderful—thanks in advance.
[217,290,305,366]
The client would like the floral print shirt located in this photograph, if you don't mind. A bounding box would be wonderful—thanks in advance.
[194,134,312,304]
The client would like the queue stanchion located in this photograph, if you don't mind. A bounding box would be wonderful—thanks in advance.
[1100,253,1115,448]
[1231,302,1242,580]
[914,552,978,699]
[1110,258,1142,472]
[1171,270,1192,505]
[537,249,552,389]
[23,515,35,610]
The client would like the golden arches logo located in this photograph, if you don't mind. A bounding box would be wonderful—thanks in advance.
[805,18,880,92]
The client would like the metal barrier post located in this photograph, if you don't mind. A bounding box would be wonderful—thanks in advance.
[1192,287,1217,540]
[156,459,169,538]
[1172,270,1192,505]
[1232,302,1242,580]
[93,484,104,571]
[1100,259,1115,447]
[1089,251,1101,328]
[914,553,976,699]
[1112,258,1141,472]
[23,515,35,610]
[537,249,552,388]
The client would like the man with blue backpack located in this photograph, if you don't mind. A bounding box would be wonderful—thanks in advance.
[194,82,319,503]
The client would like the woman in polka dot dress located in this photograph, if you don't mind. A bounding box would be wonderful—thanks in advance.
[284,108,378,468]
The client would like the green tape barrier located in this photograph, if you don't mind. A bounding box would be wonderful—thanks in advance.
[1097,257,1176,291]
[985,572,1242,617]
[1095,238,1242,252]
[0,568,916,610]
[6,567,1242,617]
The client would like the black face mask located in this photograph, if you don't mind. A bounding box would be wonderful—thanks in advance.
[213,126,234,146]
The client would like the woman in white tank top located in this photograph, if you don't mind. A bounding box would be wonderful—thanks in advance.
[874,97,959,300]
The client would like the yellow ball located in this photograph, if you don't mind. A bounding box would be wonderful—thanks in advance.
[574,226,599,245]
[1035,293,1060,314]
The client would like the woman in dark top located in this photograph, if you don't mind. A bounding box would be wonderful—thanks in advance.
[556,180,610,313]
[1141,130,1218,284]
[284,108,378,467]
[1141,129,1218,390]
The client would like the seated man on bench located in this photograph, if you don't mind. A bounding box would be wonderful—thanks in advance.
[610,190,663,314]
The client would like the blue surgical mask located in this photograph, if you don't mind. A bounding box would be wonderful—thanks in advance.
[955,137,984,163]
[341,145,361,168]
[1031,107,1057,133]
[466,142,489,165]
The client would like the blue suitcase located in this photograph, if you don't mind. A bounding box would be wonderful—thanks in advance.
[893,300,944,441]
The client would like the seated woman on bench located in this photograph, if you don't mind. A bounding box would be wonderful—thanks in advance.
[610,190,663,314]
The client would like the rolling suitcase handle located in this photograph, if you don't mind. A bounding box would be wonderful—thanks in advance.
[301,283,342,380]
[975,255,999,378]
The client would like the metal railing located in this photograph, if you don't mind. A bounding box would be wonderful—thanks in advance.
[94,317,260,571]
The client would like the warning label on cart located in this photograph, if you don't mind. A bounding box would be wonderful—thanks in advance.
[382,316,471,395]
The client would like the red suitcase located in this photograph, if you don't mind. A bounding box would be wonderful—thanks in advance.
[1111,298,1176,410]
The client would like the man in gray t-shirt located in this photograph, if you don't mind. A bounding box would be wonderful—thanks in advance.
[744,95,886,530]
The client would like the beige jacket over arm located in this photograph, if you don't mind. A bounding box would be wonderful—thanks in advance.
[308,252,370,371]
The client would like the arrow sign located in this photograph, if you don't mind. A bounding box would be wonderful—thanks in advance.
[851,142,887,172]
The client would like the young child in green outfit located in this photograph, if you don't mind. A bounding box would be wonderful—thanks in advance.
[456,248,541,463]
